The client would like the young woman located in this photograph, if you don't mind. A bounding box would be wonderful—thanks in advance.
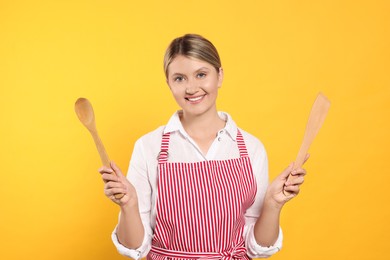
[99,34,307,259]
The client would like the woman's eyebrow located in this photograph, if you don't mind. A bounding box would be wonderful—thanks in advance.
[195,67,211,72]
[170,67,210,77]
[171,72,184,77]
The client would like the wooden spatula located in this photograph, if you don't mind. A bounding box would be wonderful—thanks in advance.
[75,98,124,199]
[284,93,331,196]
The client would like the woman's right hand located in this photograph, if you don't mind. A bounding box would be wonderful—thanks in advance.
[99,161,138,207]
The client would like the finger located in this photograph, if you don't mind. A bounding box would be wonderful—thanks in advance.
[105,187,127,197]
[285,176,305,186]
[110,194,127,204]
[98,166,114,174]
[101,173,119,182]
[104,181,127,192]
[290,168,307,176]
[282,190,297,201]
[284,184,300,194]
[105,181,125,189]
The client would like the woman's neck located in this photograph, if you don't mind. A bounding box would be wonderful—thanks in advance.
[180,108,226,150]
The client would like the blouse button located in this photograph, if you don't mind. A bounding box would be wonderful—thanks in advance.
[218,137,222,141]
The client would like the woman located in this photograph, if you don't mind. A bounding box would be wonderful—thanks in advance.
[99,34,307,259]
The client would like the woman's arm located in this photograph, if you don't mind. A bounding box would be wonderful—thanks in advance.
[100,161,144,248]
[254,161,307,246]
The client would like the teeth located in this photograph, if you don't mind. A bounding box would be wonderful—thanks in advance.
[188,96,203,102]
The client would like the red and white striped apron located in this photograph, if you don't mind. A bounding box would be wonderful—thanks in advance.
[148,130,257,260]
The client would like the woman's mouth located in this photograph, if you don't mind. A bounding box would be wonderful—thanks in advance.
[185,95,206,103]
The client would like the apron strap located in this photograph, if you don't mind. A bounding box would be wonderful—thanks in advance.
[157,132,170,163]
[158,129,249,163]
[236,129,249,158]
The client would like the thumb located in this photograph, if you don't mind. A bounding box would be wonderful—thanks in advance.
[110,161,124,178]
[280,162,294,180]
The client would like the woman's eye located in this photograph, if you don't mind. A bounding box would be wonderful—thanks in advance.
[174,76,184,82]
[197,72,206,78]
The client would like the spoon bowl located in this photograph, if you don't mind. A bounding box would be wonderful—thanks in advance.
[75,98,95,130]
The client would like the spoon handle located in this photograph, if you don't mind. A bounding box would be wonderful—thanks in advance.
[284,93,330,196]
[89,130,124,199]
[89,129,110,167]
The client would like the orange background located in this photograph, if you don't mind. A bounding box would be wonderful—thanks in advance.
[1,1,389,259]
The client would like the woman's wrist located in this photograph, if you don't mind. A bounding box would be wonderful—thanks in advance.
[120,197,139,214]
[263,193,285,212]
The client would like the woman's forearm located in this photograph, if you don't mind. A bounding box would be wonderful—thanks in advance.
[116,200,145,249]
[253,201,282,247]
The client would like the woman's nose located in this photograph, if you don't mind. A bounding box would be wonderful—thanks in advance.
[185,81,199,95]
[185,87,199,95]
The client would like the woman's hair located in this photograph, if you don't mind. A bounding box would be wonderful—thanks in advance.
[163,34,221,78]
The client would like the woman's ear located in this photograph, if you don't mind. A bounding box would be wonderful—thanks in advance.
[218,67,224,88]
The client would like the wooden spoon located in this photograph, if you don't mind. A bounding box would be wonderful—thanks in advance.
[75,98,124,199]
[284,93,331,196]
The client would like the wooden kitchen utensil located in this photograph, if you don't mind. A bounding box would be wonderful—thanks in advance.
[75,98,124,199]
[284,93,331,196]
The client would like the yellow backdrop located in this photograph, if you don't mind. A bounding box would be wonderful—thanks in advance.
[1,0,389,259]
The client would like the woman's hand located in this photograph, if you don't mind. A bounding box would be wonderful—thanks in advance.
[99,161,138,207]
[265,155,309,209]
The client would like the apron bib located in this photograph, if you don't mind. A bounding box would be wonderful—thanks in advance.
[148,130,257,260]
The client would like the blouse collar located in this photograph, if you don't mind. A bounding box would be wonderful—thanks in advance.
[164,110,238,141]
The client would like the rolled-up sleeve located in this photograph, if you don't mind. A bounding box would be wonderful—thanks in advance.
[111,226,151,259]
[244,225,283,258]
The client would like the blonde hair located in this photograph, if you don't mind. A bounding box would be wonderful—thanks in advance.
[163,34,221,78]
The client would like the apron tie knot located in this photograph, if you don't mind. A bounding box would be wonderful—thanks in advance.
[222,246,247,259]
[199,246,247,259]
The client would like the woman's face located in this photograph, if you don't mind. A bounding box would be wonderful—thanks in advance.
[167,55,223,117]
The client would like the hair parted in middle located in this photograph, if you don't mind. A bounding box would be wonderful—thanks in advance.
[163,34,222,78]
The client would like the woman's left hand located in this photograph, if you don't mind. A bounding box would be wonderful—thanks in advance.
[265,157,308,209]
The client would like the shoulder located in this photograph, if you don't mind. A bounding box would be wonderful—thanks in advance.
[238,127,267,158]
[135,111,180,146]
[132,126,165,161]
[137,125,165,142]
[135,125,165,150]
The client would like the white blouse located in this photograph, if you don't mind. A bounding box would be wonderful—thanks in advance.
[112,111,283,259]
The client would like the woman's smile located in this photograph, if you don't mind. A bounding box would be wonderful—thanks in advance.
[185,94,206,103]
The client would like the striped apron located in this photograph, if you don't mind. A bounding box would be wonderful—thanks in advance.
[148,130,257,260]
